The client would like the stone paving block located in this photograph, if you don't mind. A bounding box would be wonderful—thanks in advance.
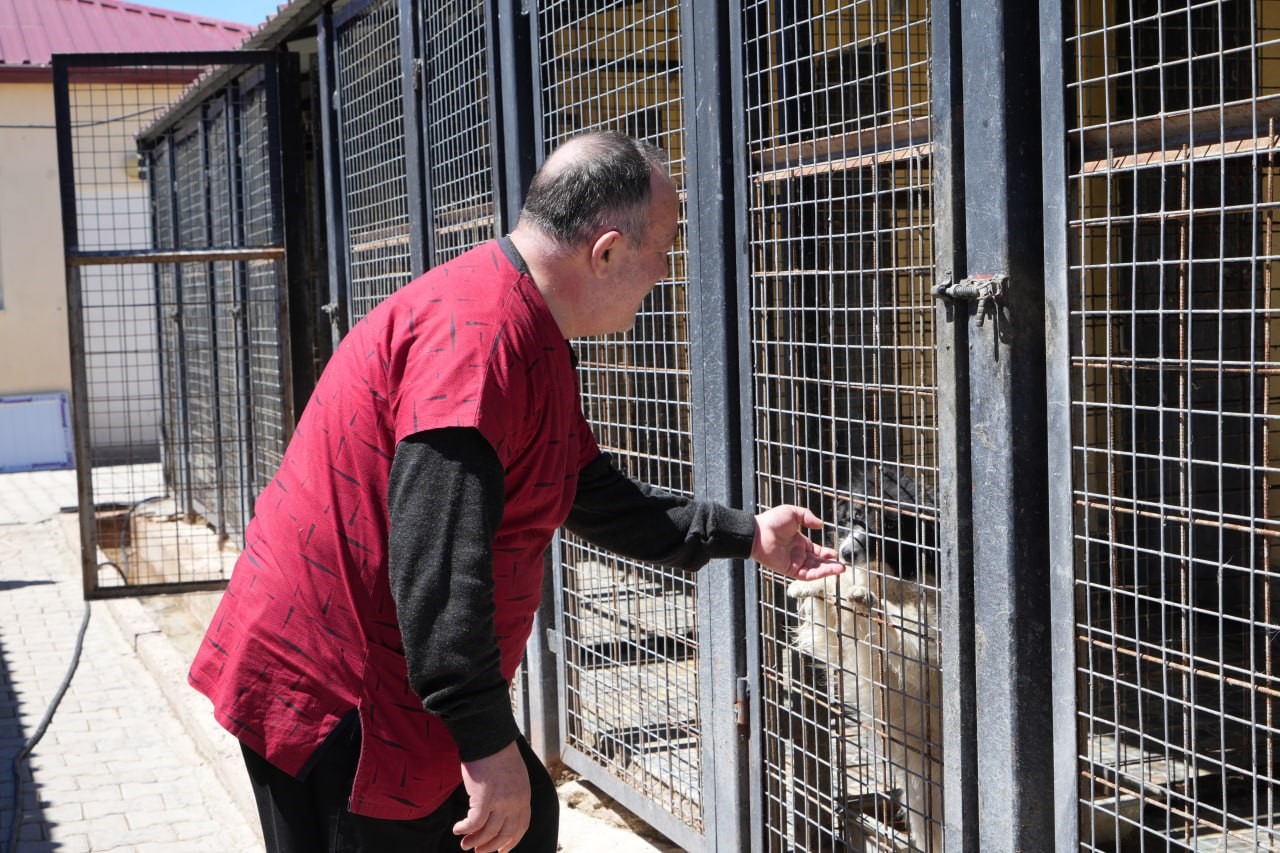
[1,471,260,852]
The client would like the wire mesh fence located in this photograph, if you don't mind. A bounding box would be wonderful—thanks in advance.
[334,0,413,324]
[55,54,288,598]
[741,0,941,849]
[420,0,498,265]
[1064,0,1280,848]
[536,0,704,838]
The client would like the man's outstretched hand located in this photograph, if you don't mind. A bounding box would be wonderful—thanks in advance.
[751,505,845,581]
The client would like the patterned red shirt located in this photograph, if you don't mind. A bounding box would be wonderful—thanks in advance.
[189,240,599,819]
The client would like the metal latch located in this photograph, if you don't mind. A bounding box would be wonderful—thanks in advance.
[932,274,1008,327]
[735,677,749,727]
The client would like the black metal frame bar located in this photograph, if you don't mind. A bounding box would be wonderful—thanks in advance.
[487,0,558,763]
[930,1,979,849]
[399,0,430,276]
[317,7,350,346]
[1038,0,1078,847]
[683,2,748,849]
[955,2,1054,848]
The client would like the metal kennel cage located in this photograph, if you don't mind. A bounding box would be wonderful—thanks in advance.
[532,1,713,847]
[740,0,944,849]
[1046,0,1280,848]
[328,0,413,326]
[416,0,502,266]
[53,52,298,598]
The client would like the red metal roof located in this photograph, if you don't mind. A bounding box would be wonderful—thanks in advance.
[0,0,254,68]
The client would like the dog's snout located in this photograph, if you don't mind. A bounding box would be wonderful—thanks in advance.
[838,526,867,566]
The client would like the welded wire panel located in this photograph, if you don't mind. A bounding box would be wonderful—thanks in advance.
[148,140,185,502]
[58,61,275,596]
[208,97,251,540]
[241,82,288,497]
[1065,2,1280,849]
[336,0,412,323]
[422,0,497,264]
[174,121,221,531]
[742,1,942,849]
[537,0,701,835]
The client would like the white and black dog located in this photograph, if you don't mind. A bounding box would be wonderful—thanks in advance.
[787,467,943,852]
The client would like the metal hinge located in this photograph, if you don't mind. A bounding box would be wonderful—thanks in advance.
[735,677,749,727]
[932,273,1008,328]
[546,628,562,657]
[413,58,423,94]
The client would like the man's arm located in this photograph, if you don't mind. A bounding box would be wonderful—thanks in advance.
[387,427,531,852]
[565,452,756,569]
[386,427,515,759]
[566,452,843,580]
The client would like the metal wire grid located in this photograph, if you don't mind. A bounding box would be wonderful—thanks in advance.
[1066,1,1280,848]
[210,94,252,540]
[336,0,413,324]
[150,140,186,505]
[741,1,941,849]
[240,82,288,500]
[536,0,701,832]
[422,0,497,264]
[66,74,175,470]
[175,119,222,533]
[61,65,248,593]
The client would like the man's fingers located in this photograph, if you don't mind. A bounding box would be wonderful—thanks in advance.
[456,811,506,852]
[452,804,487,840]
[793,562,845,580]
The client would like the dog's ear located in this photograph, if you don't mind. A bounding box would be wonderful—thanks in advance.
[881,466,937,511]
[881,466,917,505]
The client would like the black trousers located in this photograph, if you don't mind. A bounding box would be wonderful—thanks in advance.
[240,720,558,853]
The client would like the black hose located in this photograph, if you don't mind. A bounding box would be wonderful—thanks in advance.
[6,600,91,853]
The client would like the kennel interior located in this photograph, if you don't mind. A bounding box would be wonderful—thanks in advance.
[535,0,711,846]
[1059,0,1280,848]
[742,1,944,849]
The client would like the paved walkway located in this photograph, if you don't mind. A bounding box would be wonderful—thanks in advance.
[0,469,675,853]
[0,469,260,852]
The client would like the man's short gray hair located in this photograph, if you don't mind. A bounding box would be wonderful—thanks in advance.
[519,131,669,248]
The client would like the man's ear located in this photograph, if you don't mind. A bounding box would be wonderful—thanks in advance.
[589,229,623,278]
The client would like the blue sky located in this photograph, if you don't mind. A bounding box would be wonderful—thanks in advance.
[148,0,285,28]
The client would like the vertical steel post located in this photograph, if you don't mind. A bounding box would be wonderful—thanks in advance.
[51,57,98,597]
[682,0,747,848]
[398,0,429,277]
[930,1,980,849]
[1038,0,1079,847]
[483,0,519,237]
[316,9,350,347]
[493,0,557,764]
[272,51,313,424]
[955,1,1054,848]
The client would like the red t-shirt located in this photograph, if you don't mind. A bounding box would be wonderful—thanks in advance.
[189,240,599,819]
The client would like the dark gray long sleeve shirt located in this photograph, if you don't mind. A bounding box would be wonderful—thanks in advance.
[386,426,756,761]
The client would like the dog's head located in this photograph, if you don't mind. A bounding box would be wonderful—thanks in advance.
[837,466,937,583]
